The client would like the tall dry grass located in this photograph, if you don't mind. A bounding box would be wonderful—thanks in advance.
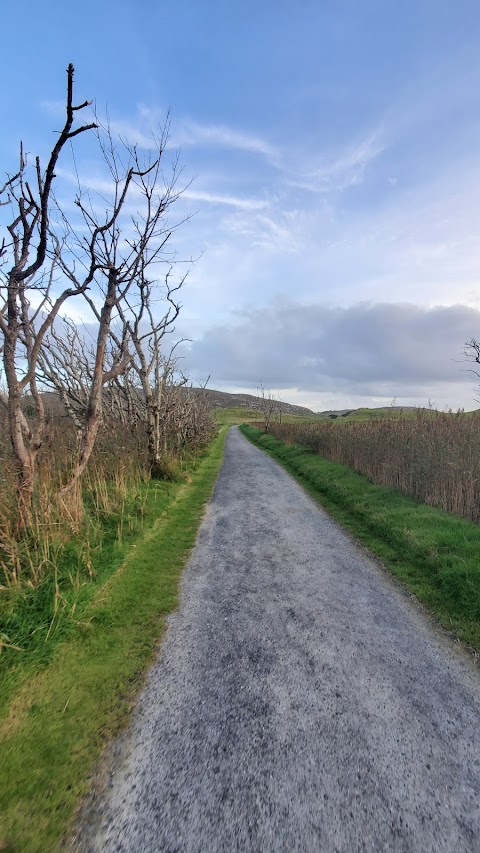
[0,411,150,590]
[267,410,480,523]
[0,397,216,675]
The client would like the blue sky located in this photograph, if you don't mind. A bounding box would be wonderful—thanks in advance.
[2,0,480,410]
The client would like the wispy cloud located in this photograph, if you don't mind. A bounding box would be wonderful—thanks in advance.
[170,120,280,165]
[54,167,120,197]
[103,107,281,166]
[222,210,302,252]
[41,98,279,166]
[183,189,268,210]
[55,166,270,222]
[107,119,158,150]
[288,130,385,193]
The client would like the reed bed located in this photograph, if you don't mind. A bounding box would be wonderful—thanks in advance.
[267,410,480,523]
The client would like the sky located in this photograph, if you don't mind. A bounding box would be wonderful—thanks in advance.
[2,0,480,411]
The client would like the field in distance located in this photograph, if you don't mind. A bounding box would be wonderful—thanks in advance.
[201,388,473,425]
[215,407,320,425]
[200,388,320,425]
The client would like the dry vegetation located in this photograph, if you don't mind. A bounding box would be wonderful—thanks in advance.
[267,410,480,523]
[0,393,213,592]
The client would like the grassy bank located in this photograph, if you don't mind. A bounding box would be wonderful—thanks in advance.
[0,427,227,852]
[1,474,167,719]
[241,425,480,653]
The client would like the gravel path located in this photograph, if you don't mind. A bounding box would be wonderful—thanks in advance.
[78,426,480,852]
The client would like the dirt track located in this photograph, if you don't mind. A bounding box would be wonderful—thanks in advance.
[78,426,480,852]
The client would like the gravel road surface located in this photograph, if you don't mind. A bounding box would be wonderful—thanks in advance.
[78,426,480,852]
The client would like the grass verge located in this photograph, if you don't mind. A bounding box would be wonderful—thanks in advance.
[1,476,178,720]
[241,425,480,653]
[0,427,227,852]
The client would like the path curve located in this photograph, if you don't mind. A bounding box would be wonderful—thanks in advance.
[79,426,480,852]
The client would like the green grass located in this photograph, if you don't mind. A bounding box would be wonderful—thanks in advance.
[214,407,260,424]
[241,425,480,652]
[214,406,322,426]
[0,427,227,853]
[334,407,479,423]
[216,404,478,428]
[273,413,323,424]
[330,406,417,422]
[0,479,177,719]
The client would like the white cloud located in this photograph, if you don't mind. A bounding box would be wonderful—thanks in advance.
[104,107,281,165]
[287,129,385,193]
[182,189,268,210]
[221,209,302,252]
[108,119,157,150]
[54,167,119,197]
[169,119,280,165]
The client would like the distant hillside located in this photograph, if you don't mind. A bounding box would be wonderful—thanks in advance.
[195,388,316,416]
[32,388,316,418]
[31,390,427,422]
[319,406,419,418]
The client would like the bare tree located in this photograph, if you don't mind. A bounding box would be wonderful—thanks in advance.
[42,285,214,479]
[463,339,480,402]
[0,65,96,528]
[41,269,184,477]
[116,270,184,476]
[38,108,189,495]
[105,270,213,475]
[38,315,130,434]
[1,63,193,521]
[256,382,281,432]
[168,379,213,455]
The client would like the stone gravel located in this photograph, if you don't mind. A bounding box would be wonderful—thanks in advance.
[77,426,480,852]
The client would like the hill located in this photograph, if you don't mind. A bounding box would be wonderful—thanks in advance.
[196,388,316,416]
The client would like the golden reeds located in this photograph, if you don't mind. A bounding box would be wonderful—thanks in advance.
[0,418,149,589]
[269,410,480,522]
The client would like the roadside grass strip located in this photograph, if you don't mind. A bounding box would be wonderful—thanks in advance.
[0,428,227,853]
[241,425,480,653]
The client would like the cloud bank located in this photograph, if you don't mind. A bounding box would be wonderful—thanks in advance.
[186,301,480,408]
